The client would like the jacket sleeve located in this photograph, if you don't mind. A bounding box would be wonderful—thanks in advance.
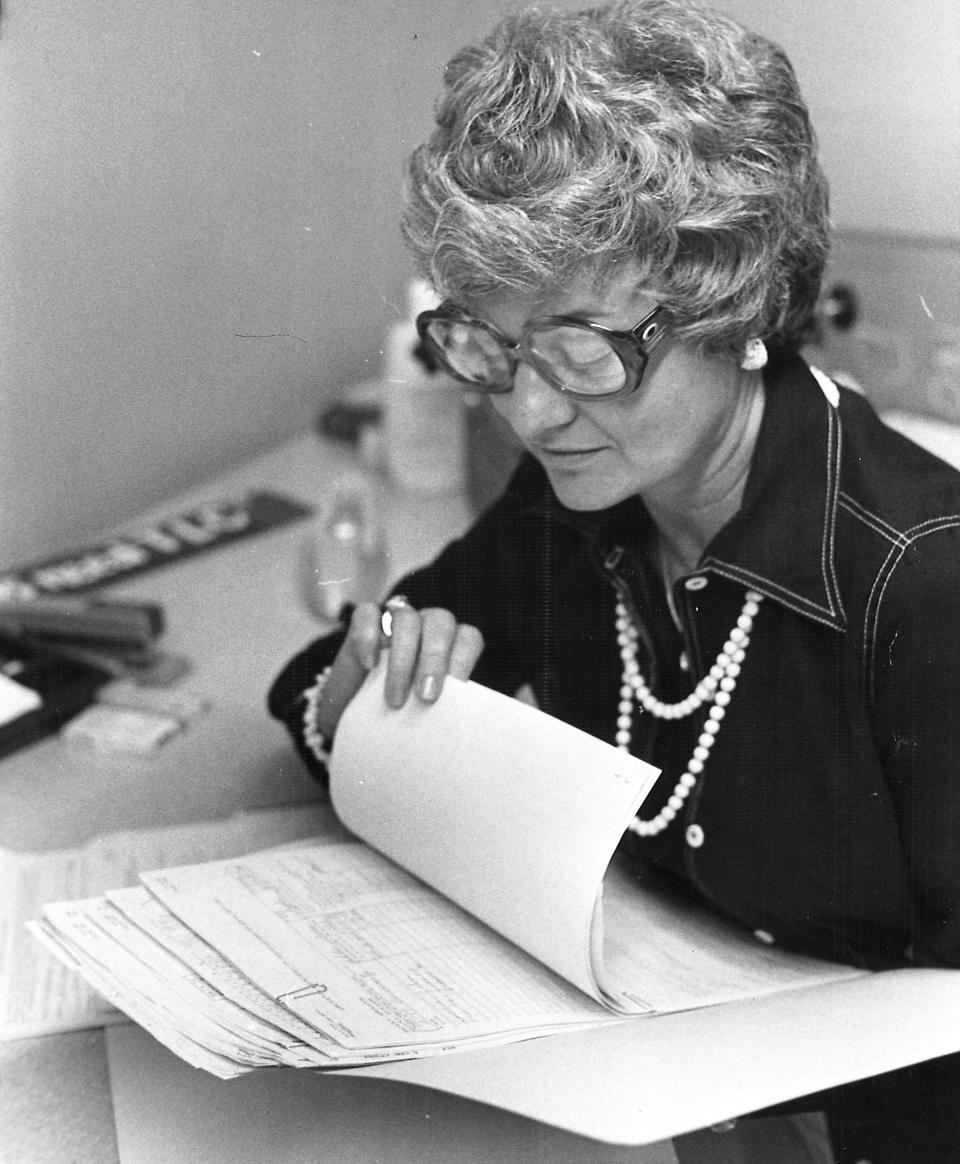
[266,621,347,781]
[875,523,960,967]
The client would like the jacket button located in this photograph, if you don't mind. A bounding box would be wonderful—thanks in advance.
[684,576,708,591]
[685,823,705,848]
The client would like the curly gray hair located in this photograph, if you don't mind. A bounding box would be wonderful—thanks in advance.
[401,0,830,358]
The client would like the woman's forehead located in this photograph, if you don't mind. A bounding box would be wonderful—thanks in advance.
[465,266,656,326]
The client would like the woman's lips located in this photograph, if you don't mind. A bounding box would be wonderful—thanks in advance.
[536,445,606,463]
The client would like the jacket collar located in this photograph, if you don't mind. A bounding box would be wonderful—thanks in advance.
[515,354,847,631]
[702,355,846,630]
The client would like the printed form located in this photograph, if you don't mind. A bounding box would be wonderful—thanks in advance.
[1,803,321,1040]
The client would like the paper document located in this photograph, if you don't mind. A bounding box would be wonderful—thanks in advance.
[138,841,618,1057]
[33,671,869,1083]
[331,667,661,995]
[594,857,860,1012]
[2,803,321,1040]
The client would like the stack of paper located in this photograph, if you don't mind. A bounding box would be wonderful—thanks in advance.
[32,670,864,1080]
[34,840,625,1077]
[0,803,322,1042]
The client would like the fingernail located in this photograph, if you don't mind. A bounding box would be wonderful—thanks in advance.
[419,674,439,702]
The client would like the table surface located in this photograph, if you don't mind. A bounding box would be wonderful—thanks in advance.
[0,429,480,1164]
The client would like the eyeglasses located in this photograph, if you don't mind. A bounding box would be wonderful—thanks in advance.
[415,304,667,400]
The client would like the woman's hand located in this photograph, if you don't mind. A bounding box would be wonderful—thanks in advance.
[314,600,484,740]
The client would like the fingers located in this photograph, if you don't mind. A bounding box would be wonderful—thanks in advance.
[513,683,540,708]
[448,623,485,681]
[382,604,427,707]
[380,605,485,709]
[339,600,485,713]
[347,601,386,672]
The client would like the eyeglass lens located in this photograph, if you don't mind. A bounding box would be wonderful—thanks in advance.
[423,319,629,395]
[431,321,513,388]
[527,327,626,394]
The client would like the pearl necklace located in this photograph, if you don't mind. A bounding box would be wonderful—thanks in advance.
[616,588,763,837]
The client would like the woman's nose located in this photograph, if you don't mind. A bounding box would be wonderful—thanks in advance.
[491,360,577,440]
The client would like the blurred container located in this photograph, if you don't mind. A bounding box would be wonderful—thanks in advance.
[383,281,466,496]
[301,491,388,622]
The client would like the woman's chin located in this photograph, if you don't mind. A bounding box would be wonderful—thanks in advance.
[544,468,630,512]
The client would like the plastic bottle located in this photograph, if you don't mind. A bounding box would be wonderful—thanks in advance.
[383,280,466,495]
[301,491,388,622]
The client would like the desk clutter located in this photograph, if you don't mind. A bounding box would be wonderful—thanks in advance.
[0,598,197,757]
[62,684,210,755]
[0,489,316,759]
[0,632,112,760]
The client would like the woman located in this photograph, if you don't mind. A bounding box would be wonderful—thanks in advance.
[270,3,960,1159]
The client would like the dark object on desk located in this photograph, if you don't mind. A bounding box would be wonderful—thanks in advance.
[0,491,314,602]
[0,598,165,652]
[316,401,382,446]
[38,640,194,688]
[0,597,170,695]
[0,632,111,759]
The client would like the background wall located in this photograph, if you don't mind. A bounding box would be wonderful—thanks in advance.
[718,0,960,240]
[0,0,500,563]
[717,1,960,421]
[0,1,957,565]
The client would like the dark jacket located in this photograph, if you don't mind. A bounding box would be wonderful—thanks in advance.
[271,353,960,973]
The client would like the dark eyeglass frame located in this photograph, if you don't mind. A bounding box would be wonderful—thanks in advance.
[415,304,668,400]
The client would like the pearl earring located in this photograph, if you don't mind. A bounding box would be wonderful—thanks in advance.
[740,338,768,371]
